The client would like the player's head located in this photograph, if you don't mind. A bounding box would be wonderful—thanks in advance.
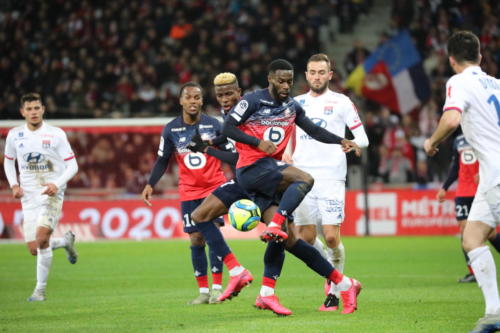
[213,72,241,113]
[306,53,333,95]
[447,31,481,72]
[20,93,45,127]
[268,59,294,101]
[179,82,203,117]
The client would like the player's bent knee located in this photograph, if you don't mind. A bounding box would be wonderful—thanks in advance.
[189,232,206,246]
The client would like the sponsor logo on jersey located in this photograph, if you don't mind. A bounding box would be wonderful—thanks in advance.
[260,99,274,106]
[298,99,305,105]
[19,143,24,148]
[199,124,213,129]
[262,108,271,114]
[260,120,289,126]
[179,137,186,143]
[234,100,249,116]
[171,127,186,132]
[324,106,333,115]
[23,152,46,163]
[311,118,327,128]
[42,140,51,148]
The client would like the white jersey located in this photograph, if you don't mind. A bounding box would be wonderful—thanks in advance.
[293,90,365,180]
[443,66,500,193]
[4,122,75,191]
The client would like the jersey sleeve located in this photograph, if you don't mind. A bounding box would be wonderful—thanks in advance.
[4,130,16,160]
[55,129,76,161]
[227,96,258,125]
[344,99,363,131]
[443,77,468,113]
[158,125,174,160]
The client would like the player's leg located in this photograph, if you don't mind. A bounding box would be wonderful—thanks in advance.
[488,228,500,253]
[191,183,253,302]
[456,197,476,282]
[187,230,210,305]
[463,188,500,332]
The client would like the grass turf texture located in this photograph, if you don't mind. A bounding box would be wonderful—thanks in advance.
[0,236,497,332]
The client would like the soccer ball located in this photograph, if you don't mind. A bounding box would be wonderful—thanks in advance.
[228,199,261,231]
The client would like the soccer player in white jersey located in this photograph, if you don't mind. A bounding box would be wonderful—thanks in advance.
[289,53,369,311]
[3,93,79,302]
[424,31,500,333]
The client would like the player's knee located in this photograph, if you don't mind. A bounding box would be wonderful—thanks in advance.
[191,209,202,223]
[36,238,50,249]
[325,235,340,248]
[189,233,205,246]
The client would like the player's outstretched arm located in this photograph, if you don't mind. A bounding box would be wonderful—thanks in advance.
[296,114,343,144]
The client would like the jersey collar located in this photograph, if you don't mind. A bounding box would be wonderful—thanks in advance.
[462,65,482,75]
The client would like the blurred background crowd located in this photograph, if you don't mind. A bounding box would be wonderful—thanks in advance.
[1,0,499,195]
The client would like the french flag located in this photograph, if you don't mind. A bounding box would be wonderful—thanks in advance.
[345,30,431,113]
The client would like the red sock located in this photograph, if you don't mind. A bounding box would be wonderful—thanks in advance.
[271,212,286,227]
[212,272,223,285]
[196,275,209,289]
[468,265,474,275]
[328,269,344,285]
[222,253,240,270]
[262,276,277,288]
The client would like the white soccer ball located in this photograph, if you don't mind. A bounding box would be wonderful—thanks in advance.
[228,199,261,232]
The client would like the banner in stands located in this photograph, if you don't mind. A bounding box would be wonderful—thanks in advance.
[0,189,461,241]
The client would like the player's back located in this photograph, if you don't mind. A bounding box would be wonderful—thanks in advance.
[445,66,500,192]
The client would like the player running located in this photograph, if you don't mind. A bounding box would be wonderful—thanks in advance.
[290,53,369,311]
[221,59,363,314]
[141,82,228,305]
[3,93,79,302]
[424,30,500,333]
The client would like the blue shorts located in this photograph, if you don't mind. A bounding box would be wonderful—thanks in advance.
[212,179,249,209]
[236,157,290,212]
[455,196,474,221]
[181,199,224,234]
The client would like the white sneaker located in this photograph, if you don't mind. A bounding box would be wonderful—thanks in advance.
[27,289,46,302]
[64,231,78,264]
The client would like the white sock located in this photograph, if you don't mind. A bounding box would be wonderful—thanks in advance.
[260,285,274,297]
[212,284,222,290]
[268,222,280,228]
[468,246,500,315]
[313,238,330,261]
[331,243,345,273]
[35,247,53,291]
[229,266,244,277]
[50,237,67,250]
[332,276,352,293]
[199,287,209,294]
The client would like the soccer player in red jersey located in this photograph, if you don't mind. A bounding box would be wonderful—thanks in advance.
[437,134,500,283]
[142,82,229,304]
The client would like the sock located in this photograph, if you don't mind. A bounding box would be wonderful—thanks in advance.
[272,181,312,226]
[489,233,500,253]
[260,277,276,297]
[35,247,53,291]
[468,265,474,275]
[195,222,231,259]
[268,213,286,228]
[263,240,285,287]
[190,245,209,291]
[287,239,334,278]
[468,246,500,315]
[223,253,244,276]
[331,243,345,273]
[328,274,352,292]
[50,237,67,250]
[208,246,223,289]
[313,238,330,261]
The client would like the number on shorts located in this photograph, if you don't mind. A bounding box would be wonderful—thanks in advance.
[456,204,469,218]
[183,213,195,228]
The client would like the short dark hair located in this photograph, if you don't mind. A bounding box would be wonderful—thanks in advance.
[307,53,333,71]
[20,92,42,108]
[179,82,203,98]
[268,59,294,74]
[447,30,480,64]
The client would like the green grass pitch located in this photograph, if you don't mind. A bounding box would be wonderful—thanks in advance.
[0,236,497,332]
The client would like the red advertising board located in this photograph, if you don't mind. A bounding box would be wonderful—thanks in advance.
[0,189,464,241]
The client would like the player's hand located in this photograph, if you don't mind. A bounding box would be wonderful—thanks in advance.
[341,139,361,157]
[11,185,23,199]
[42,183,58,196]
[281,152,293,164]
[257,140,277,154]
[424,139,439,156]
[142,184,153,207]
[436,188,446,203]
[187,132,209,153]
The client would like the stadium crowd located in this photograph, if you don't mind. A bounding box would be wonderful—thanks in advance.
[1,0,499,192]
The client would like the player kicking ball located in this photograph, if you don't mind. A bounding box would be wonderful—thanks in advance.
[3,93,79,302]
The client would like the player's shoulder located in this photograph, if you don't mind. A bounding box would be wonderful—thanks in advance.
[200,114,222,128]
[164,116,183,130]
[43,123,68,137]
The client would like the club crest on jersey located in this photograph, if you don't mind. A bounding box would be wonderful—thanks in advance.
[298,99,305,105]
[324,106,333,115]
[42,140,51,148]
[284,108,291,117]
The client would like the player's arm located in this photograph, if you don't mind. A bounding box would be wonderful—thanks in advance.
[345,101,369,148]
[437,149,459,202]
[44,131,78,196]
[143,128,173,206]
[222,98,276,154]
[4,131,23,199]
[295,106,361,156]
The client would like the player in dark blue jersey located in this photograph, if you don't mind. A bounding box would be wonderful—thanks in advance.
[141,82,228,305]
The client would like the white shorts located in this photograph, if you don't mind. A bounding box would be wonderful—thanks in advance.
[294,179,345,226]
[468,184,500,228]
[21,189,64,242]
